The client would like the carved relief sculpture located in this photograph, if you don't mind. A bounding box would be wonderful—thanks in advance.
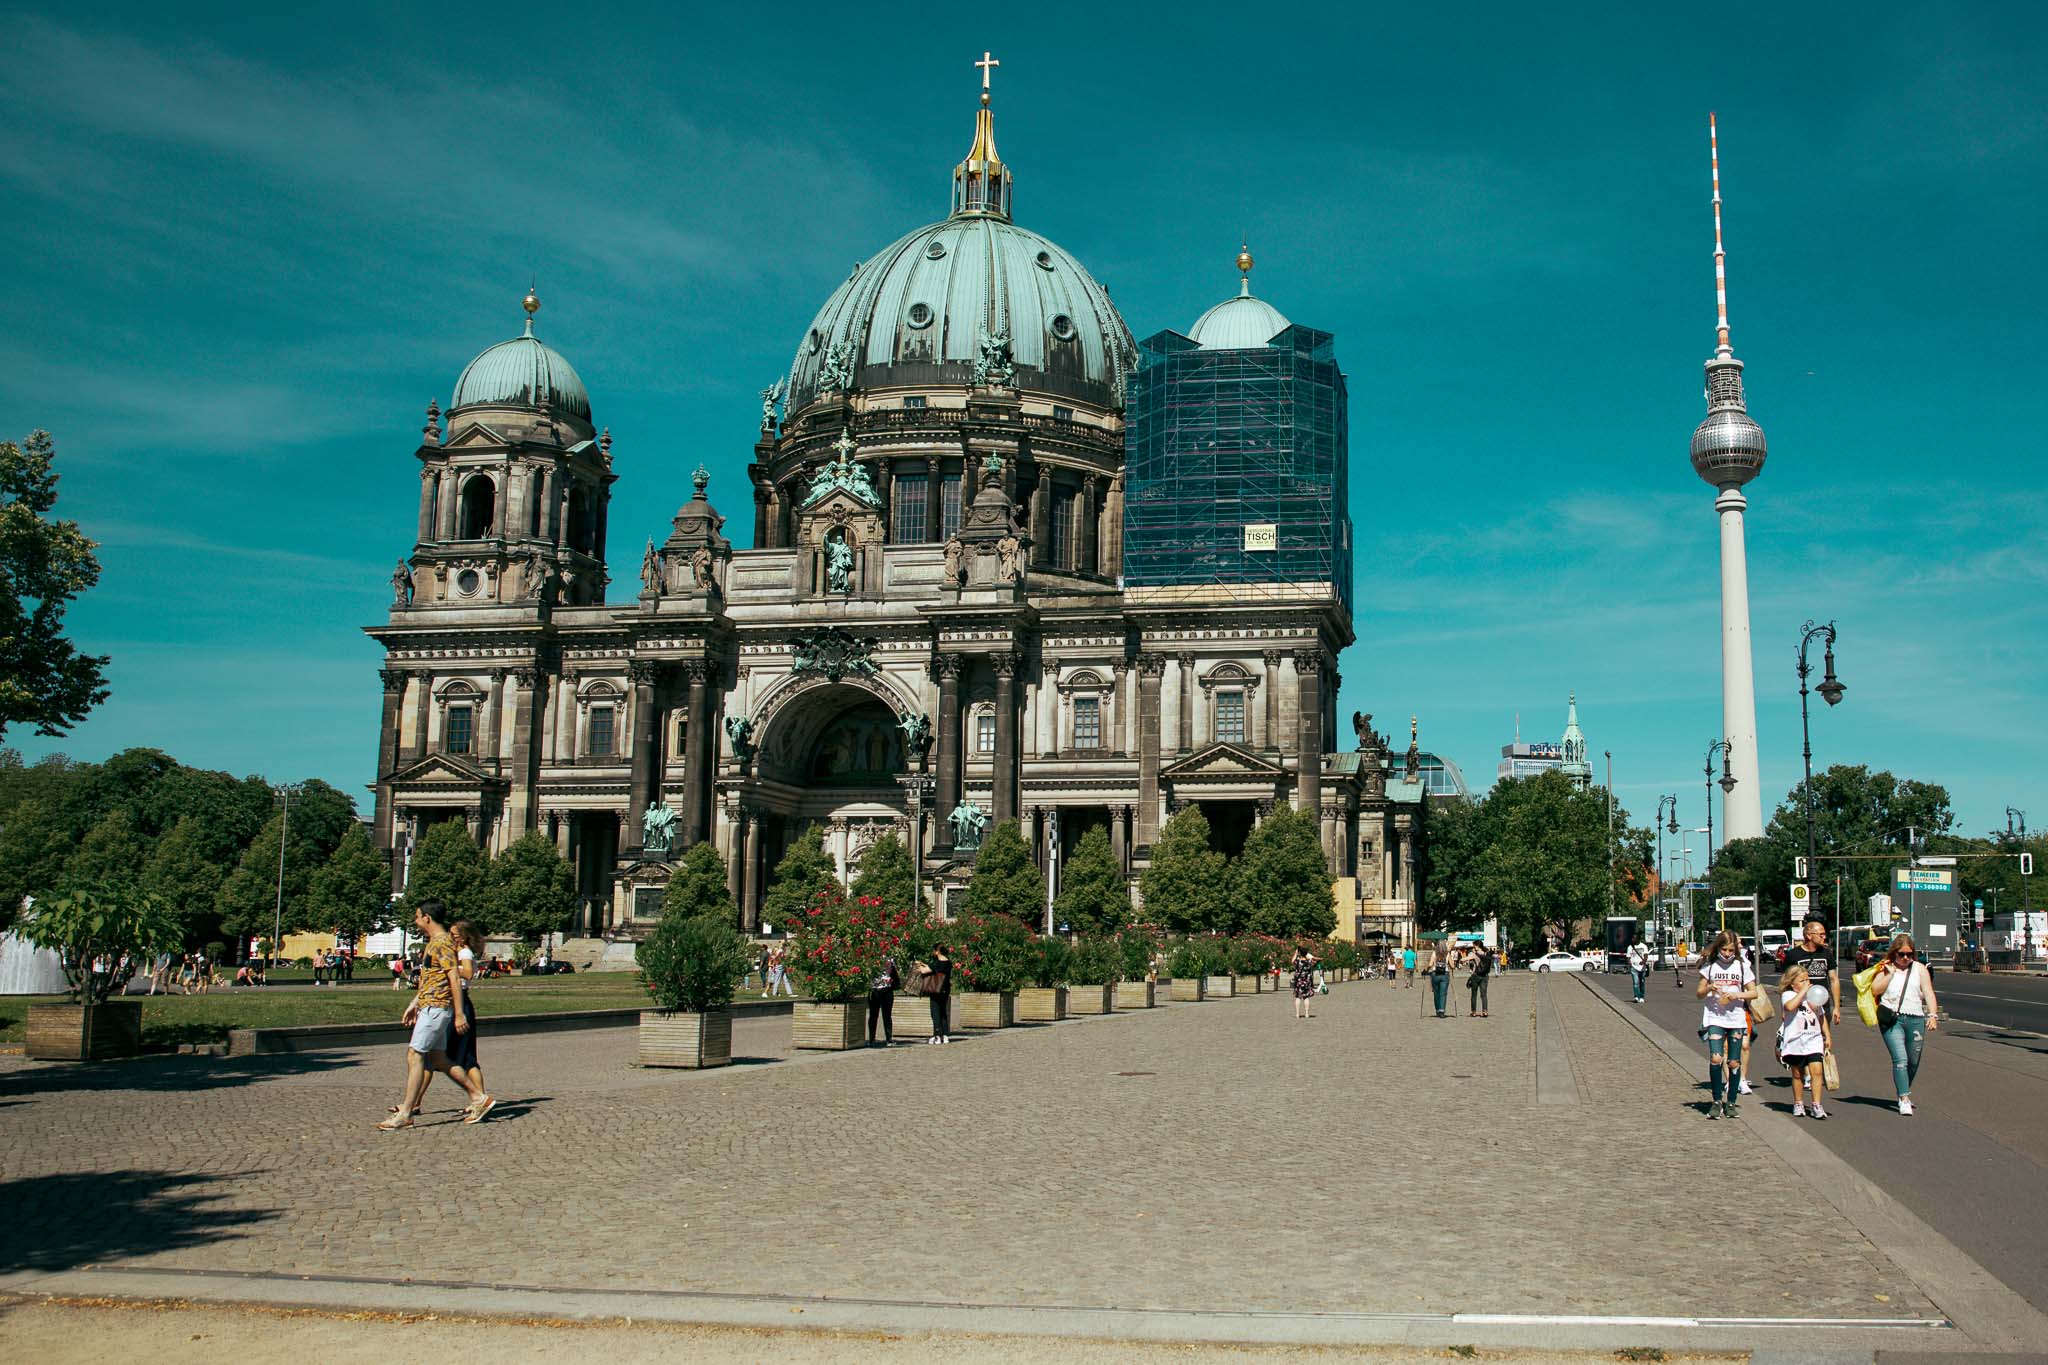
[942,536,965,586]
[995,534,1023,583]
[391,560,413,607]
[824,528,854,593]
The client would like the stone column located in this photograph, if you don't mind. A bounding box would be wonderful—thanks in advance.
[992,653,1019,824]
[739,809,763,931]
[417,473,436,543]
[725,801,747,903]
[410,669,433,761]
[1080,476,1101,576]
[924,457,944,541]
[1262,649,1282,753]
[436,469,458,540]
[753,485,770,548]
[1320,803,1341,875]
[481,668,505,762]
[1294,649,1323,814]
[374,669,405,851]
[1029,468,1052,566]
[506,666,541,835]
[1136,654,1165,850]
[1110,803,1129,876]
[679,661,712,849]
[625,660,661,853]
[1177,652,1196,753]
[933,654,964,846]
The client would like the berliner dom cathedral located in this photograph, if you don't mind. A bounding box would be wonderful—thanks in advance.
[367,58,1425,943]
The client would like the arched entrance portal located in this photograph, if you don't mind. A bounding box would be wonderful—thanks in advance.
[743,680,919,917]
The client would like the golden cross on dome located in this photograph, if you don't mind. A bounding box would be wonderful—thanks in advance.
[832,428,857,462]
[975,50,1000,102]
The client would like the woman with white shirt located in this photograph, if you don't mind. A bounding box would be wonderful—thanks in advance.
[1870,933,1939,1116]
[1694,929,1758,1120]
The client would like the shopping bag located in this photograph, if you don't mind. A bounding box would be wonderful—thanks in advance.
[1852,963,1881,1028]
[1821,1050,1841,1092]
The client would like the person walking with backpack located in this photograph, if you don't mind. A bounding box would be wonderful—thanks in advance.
[1871,934,1939,1115]
[1467,943,1493,1017]
[1695,929,1757,1119]
[1428,943,1451,1017]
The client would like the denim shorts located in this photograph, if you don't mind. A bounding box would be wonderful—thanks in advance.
[409,1006,452,1054]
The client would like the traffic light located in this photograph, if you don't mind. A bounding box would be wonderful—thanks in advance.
[2023,852,2035,877]
[1794,856,1808,880]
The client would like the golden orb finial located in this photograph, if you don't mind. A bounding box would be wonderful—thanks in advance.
[1237,245,1254,276]
[522,287,540,317]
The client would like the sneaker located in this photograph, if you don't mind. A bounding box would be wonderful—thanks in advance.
[1707,1102,1721,1120]
[463,1095,496,1125]
[1808,1103,1827,1120]
[1738,1078,1754,1096]
[1724,1100,1740,1118]
[1791,1102,1806,1117]
[1899,1098,1914,1115]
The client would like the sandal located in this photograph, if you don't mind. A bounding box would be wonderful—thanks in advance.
[463,1095,497,1124]
[375,1113,414,1131]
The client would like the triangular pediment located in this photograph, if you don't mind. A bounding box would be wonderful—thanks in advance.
[389,752,496,786]
[802,487,882,516]
[443,420,510,449]
[1160,742,1288,781]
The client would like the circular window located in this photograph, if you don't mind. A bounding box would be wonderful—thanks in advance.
[806,329,822,354]
[1035,250,1055,271]
[907,302,934,329]
[1050,313,1076,341]
[456,569,481,596]
[925,238,948,260]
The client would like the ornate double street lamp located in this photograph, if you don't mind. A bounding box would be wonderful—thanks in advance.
[270,781,304,966]
[1704,741,1735,872]
[1797,620,1847,874]
[1657,795,1680,949]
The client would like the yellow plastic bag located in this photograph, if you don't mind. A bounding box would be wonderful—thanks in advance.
[1853,963,1881,1028]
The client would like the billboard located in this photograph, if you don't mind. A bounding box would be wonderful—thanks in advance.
[1889,867,1962,952]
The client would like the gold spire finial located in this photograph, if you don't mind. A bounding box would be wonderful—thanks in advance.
[521,284,540,336]
[975,50,999,106]
[1236,242,1254,297]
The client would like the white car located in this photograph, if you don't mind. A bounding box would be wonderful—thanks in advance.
[1529,950,1599,973]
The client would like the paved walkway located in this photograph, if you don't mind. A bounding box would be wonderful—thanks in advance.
[0,972,1976,1351]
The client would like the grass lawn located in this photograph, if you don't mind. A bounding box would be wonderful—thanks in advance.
[0,972,673,1050]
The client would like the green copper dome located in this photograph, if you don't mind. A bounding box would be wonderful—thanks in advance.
[451,307,591,422]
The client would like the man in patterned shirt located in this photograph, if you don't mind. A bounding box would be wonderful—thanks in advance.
[378,899,486,1130]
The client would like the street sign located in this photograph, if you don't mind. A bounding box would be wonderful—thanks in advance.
[1914,855,1957,868]
[1789,882,1811,920]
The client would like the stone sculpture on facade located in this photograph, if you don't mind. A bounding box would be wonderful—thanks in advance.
[996,534,1024,583]
[642,803,678,856]
[824,529,854,593]
[724,714,756,761]
[973,328,1014,387]
[803,431,881,508]
[640,540,660,593]
[942,536,965,586]
[790,626,881,682]
[758,378,784,430]
[897,710,931,757]
[817,341,855,393]
[391,560,413,607]
[947,800,989,851]
[691,545,715,590]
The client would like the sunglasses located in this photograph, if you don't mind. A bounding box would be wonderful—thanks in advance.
[1893,950,1915,959]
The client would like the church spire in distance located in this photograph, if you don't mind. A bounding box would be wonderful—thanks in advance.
[951,51,1012,220]
[1690,113,1766,841]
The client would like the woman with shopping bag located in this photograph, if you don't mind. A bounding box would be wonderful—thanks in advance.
[1869,934,1940,1115]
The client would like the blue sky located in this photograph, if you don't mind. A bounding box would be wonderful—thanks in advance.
[2,2,2042,842]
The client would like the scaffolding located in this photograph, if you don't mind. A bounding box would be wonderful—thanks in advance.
[1122,325,1352,615]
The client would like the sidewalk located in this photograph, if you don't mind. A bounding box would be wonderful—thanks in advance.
[0,973,1974,1354]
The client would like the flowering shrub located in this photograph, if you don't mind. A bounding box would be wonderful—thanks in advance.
[948,909,1034,994]
[1230,934,1287,976]
[1322,939,1360,971]
[1115,924,1159,983]
[784,888,920,1003]
[1026,934,1072,989]
[1068,936,1120,985]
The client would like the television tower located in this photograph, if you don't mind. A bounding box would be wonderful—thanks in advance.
[1689,114,1765,840]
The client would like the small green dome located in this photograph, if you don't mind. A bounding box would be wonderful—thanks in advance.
[451,313,591,422]
[1188,292,1290,351]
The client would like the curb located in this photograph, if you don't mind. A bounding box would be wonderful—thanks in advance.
[1573,973,2048,1352]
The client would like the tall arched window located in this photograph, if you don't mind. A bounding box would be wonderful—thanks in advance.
[458,475,496,539]
[566,486,593,553]
[528,469,544,535]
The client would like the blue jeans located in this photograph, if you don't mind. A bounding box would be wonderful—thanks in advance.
[1430,971,1449,1014]
[1702,1024,1745,1103]
[1881,1015,1927,1098]
[1630,968,1647,1001]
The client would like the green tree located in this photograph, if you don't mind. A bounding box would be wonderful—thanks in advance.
[142,815,228,947]
[400,820,489,923]
[760,824,841,932]
[660,840,737,924]
[1139,805,1230,934]
[305,823,392,943]
[1708,765,1956,925]
[958,820,1045,927]
[850,832,919,913]
[1054,825,1130,934]
[1416,795,1482,933]
[1237,804,1334,939]
[1443,770,1641,951]
[477,831,571,941]
[0,795,80,929]
[0,431,109,741]
[64,808,147,896]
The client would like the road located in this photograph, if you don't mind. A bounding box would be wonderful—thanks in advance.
[1589,965,2048,1317]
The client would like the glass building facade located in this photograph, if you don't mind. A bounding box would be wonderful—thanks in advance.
[1122,325,1352,614]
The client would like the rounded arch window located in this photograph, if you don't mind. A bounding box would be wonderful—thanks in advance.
[457,475,496,539]
[906,302,934,329]
[1049,313,1077,341]
[1034,250,1055,271]
[806,328,822,354]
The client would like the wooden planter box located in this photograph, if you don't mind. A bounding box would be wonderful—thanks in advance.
[792,1000,865,1051]
[956,991,1015,1029]
[1016,986,1067,1022]
[1066,983,1114,1014]
[26,1001,142,1061]
[1204,974,1237,998]
[1169,976,1205,1002]
[638,1009,732,1068]
[1115,980,1156,1010]
[892,992,937,1038]
[1235,974,1261,994]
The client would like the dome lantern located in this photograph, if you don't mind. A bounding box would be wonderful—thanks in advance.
[449,291,593,424]
[951,50,1012,221]
[1188,245,1292,350]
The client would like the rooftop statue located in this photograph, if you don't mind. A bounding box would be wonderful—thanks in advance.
[817,341,855,393]
[758,377,785,430]
[390,560,413,607]
[947,800,989,851]
[724,714,755,760]
[897,710,931,754]
[642,803,677,856]
[973,328,1014,387]
[803,430,881,508]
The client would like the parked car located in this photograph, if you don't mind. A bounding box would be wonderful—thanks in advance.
[1529,950,1600,973]
[1852,934,1892,971]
